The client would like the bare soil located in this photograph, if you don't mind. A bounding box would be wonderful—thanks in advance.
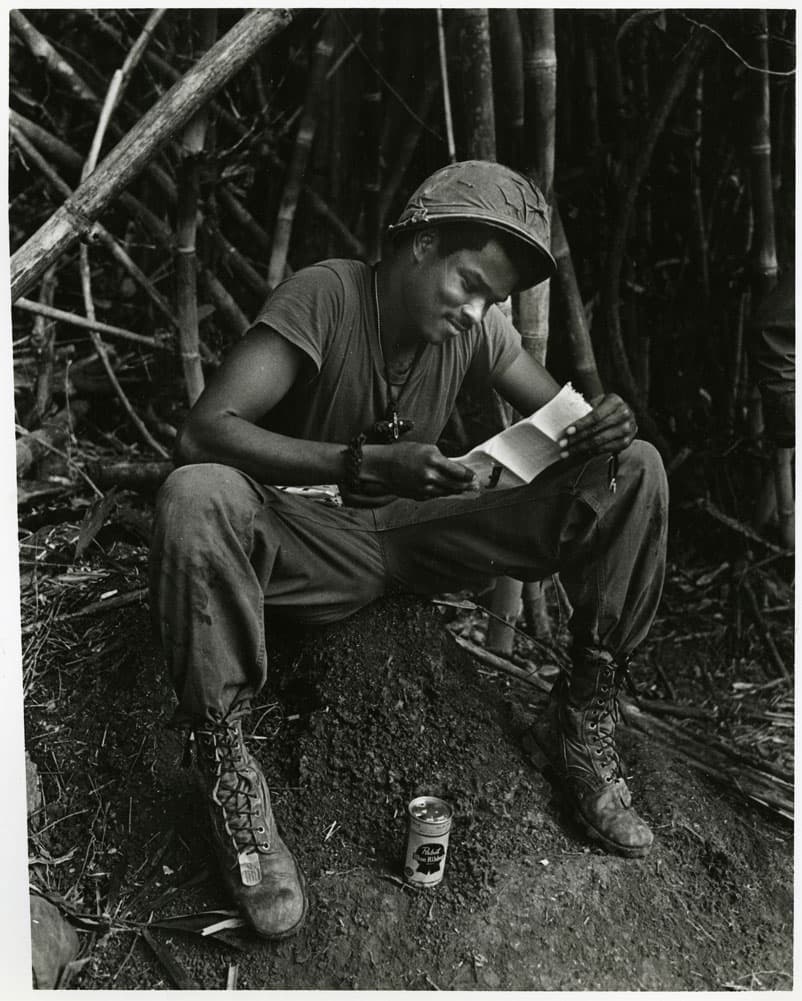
[23,517,793,991]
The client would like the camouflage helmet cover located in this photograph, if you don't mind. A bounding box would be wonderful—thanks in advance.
[387,160,556,290]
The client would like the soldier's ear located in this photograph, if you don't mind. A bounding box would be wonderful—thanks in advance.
[412,228,439,263]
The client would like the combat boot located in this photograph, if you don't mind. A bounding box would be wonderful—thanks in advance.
[193,717,308,939]
[551,647,653,858]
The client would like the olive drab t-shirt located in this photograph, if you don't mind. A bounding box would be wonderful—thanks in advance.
[250,259,522,449]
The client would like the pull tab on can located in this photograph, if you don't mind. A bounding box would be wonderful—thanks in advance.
[404,796,453,887]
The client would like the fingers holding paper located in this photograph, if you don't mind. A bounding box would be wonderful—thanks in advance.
[558,393,638,458]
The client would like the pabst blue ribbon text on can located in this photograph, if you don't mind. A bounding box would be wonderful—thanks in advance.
[404,796,453,887]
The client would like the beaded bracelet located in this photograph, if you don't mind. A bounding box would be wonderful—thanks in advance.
[342,432,367,492]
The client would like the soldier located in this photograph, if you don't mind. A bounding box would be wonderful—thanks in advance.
[150,160,668,938]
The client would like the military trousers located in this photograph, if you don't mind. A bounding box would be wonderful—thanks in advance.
[150,442,668,725]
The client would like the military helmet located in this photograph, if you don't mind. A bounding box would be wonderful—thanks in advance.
[387,160,556,290]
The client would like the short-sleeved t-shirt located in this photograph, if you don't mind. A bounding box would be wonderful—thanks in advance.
[250,259,521,447]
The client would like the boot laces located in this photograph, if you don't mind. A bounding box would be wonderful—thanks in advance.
[587,664,627,781]
[198,723,270,853]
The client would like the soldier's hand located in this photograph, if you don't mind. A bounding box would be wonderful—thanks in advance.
[558,393,638,458]
[365,442,478,499]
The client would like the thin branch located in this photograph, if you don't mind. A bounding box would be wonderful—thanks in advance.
[14,299,168,351]
[118,10,167,91]
[681,14,796,76]
[338,11,444,143]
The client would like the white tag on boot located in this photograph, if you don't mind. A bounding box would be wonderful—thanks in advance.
[238,851,262,887]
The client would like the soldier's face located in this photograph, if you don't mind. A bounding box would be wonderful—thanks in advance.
[407,230,519,344]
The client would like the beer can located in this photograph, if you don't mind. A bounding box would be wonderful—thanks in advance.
[404,796,453,887]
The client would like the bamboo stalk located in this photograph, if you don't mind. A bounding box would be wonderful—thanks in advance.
[747,11,779,300]
[376,72,440,231]
[485,577,523,655]
[436,8,456,163]
[10,11,100,106]
[11,8,295,301]
[12,108,263,308]
[518,9,555,362]
[11,110,245,344]
[361,10,383,264]
[217,187,272,256]
[11,125,181,334]
[284,29,363,134]
[552,204,604,399]
[266,17,334,290]
[88,460,174,491]
[267,15,335,291]
[29,267,59,428]
[174,10,217,406]
[600,27,709,451]
[689,69,710,304]
[492,10,557,653]
[456,9,496,160]
[326,14,346,258]
[87,14,363,256]
[200,270,249,339]
[490,10,524,168]
[581,16,601,155]
[9,109,82,173]
[773,447,794,550]
[523,581,552,639]
[603,11,627,158]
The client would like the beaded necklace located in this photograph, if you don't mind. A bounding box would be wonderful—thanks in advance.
[372,267,421,442]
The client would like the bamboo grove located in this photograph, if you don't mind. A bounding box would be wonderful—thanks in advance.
[10,10,795,532]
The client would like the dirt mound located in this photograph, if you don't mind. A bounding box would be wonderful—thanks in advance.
[29,595,790,990]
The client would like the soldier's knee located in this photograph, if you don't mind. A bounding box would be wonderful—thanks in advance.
[622,440,668,503]
[157,463,260,526]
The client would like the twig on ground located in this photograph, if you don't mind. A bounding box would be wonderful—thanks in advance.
[451,634,552,694]
[634,697,715,721]
[111,932,140,984]
[741,581,790,678]
[21,587,149,635]
[140,928,200,990]
[654,657,678,701]
[436,596,570,667]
